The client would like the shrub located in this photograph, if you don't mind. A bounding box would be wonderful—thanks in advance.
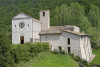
[10,42,50,63]
[58,50,66,54]
[87,63,93,67]
[69,53,74,56]
[42,42,49,51]
[93,46,100,49]
[10,44,31,63]
[61,50,65,54]
[75,56,81,62]
[52,49,59,54]
[81,59,88,66]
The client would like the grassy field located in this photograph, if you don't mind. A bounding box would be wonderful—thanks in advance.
[90,49,100,65]
[16,51,79,67]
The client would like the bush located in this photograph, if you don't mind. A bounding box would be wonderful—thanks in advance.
[87,63,93,67]
[69,53,74,56]
[93,46,100,49]
[81,59,88,66]
[10,44,31,63]
[10,42,50,63]
[52,49,59,54]
[70,53,76,60]
[58,50,66,54]
[75,56,81,62]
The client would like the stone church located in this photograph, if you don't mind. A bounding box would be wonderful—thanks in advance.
[12,10,92,61]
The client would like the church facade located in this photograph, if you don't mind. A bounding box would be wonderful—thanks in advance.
[12,10,92,61]
[12,10,49,44]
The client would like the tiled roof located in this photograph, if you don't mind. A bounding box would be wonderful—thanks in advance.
[32,18,41,23]
[63,30,91,36]
[39,25,91,36]
[39,25,74,34]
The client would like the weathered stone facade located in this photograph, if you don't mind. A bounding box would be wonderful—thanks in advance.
[40,31,92,61]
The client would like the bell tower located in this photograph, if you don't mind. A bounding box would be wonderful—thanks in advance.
[40,10,50,30]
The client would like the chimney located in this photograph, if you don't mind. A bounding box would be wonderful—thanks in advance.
[40,10,50,30]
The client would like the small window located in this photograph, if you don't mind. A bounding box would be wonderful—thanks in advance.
[68,38,70,45]
[43,12,45,16]
[28,24,29,27]
[15,25,16,28]
[71,30,73,31]
[58,46,62,51]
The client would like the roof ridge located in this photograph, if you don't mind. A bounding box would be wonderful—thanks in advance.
[63,30,91,36]
[12,12,32,19]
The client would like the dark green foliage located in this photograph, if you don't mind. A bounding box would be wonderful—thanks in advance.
[70,53,76,61]
[10,42,49,63]
[87,63,93,67]
[69,53,74,56]
[1,0,100,34]
[52,49,59,54]
[10,44,31,63]
[70,53,89,66]
[75,56,81,62]
[60,50,66,54]
[0,32,15,67]
[81,59,88,66]
[93,46,100,49]
[89,5,99,29]
[52,49,66,54]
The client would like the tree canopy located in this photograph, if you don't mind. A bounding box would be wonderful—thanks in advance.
[0,0,100,46]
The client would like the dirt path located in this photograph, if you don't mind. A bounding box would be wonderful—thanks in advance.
[88,54,95,63]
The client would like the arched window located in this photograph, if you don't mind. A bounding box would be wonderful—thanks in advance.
[43,12,45,16]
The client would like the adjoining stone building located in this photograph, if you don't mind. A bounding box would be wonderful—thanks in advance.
[12,10,92,61]
[39,25,92,61]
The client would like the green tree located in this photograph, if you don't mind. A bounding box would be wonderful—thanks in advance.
[79,17,91,32]
[86,27,100,47]
[69,2,85,26]
[0,32,14,67]
[89,5,99,29]
[59,4,68,25]
[54,6,60,26]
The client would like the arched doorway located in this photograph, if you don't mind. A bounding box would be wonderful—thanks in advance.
[20,36,24,44]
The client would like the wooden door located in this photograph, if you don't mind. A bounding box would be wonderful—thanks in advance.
[20,36,24,44]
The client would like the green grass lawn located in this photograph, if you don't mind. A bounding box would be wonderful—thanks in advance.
[16,51,79,67]
[90,49,100,64]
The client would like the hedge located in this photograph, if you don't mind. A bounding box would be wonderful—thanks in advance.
[10,42,49,63]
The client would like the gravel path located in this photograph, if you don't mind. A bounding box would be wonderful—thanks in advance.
[88,54,95,63]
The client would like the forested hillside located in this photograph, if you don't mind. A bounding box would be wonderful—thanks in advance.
[0,0,100,46]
